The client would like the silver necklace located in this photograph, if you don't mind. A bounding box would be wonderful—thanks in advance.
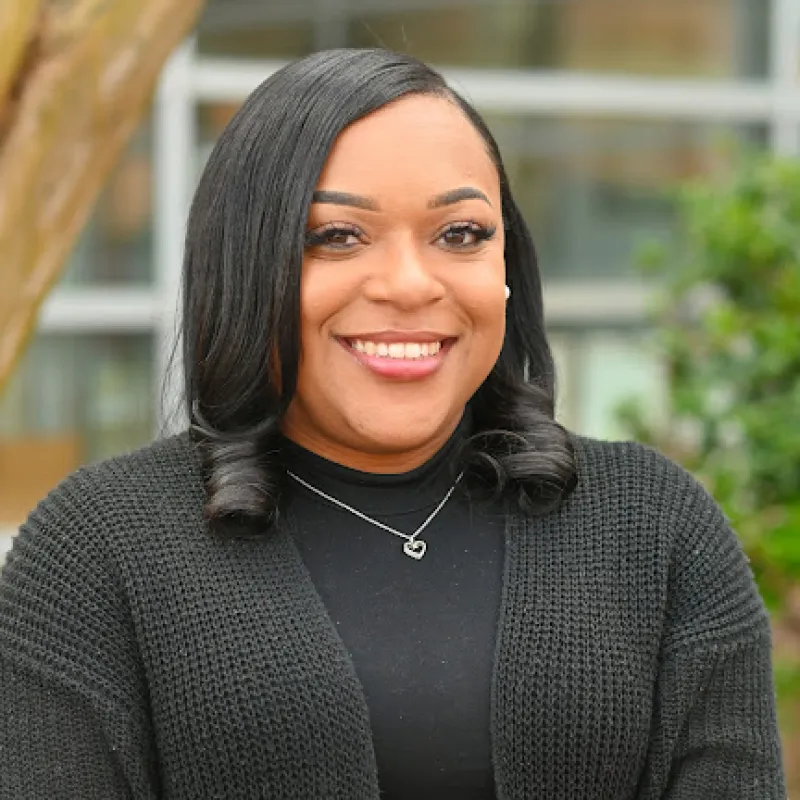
[286,469,464,560]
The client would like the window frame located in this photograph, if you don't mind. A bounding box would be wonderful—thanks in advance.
[34,0,800,435]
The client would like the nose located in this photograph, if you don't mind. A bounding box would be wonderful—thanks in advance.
[363,238,445,309]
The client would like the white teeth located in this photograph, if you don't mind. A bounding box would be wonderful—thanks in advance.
[349,339,444,359]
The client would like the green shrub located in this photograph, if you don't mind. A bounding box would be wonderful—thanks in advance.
[617,150,800,614]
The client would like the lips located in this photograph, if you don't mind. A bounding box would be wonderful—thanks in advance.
[336,333,455,380]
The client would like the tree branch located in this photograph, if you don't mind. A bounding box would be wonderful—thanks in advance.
[0,0,204,393]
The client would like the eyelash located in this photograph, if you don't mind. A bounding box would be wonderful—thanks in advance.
[304,224,363,250]
[439,222,497,248]
[304,221,497,251]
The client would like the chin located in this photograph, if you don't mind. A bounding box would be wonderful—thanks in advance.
[351,407,460,454]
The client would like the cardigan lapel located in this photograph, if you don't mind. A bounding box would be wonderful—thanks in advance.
[271,513,383,796]
[489,512,528,800]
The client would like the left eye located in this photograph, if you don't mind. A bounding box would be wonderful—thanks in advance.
[438,223,494,248]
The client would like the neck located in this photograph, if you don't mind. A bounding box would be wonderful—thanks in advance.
[280,414,463,475]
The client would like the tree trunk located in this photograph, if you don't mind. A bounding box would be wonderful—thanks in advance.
[0,0,204,393]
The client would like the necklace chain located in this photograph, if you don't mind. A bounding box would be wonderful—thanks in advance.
[286,469,463,560]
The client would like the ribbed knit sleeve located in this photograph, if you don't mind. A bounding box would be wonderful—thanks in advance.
[635,472,786,798]
[0,470,159,799]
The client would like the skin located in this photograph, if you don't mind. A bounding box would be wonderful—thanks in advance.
[281,93,507,473]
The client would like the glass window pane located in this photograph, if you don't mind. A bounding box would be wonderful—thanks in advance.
[198,0,770,79]
[548,326,667,440]
[198,12,314,59]
[58,116,154,286]
[548,331,579,429]
[0,333,154,526]
[489,116,767,281]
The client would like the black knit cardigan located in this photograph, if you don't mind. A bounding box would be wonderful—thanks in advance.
[0,433,786,798]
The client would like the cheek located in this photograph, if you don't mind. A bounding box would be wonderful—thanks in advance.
[474,299,507,358]
[294,284,330,395]
[455,269,507,340]
[297,263,355,350]
[462,287,508,367]
[300,268,336,332]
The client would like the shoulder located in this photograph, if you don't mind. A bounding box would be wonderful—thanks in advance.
[0,438,196,702]
[568,435,767,646]
[572,433,693,488]
[563,434,731,582]
[68,430,200,500]
[568,434,721,530]
[6,432,202,569]
[30,431,200,521]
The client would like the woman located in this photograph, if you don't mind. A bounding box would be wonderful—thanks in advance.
[0,49,786,799]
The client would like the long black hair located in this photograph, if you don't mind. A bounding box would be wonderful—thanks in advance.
[183,48,577,529]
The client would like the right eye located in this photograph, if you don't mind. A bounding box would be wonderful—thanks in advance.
[304,225,363,250]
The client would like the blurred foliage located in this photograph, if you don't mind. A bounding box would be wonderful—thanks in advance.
[617,149,800,616]
[776,660,800,731]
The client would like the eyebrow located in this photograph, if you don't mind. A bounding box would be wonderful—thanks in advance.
[427,186,492,209]
[311,190,378,210]
[310,185,493,212]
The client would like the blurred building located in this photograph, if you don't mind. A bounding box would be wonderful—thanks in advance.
[1,0,799,538]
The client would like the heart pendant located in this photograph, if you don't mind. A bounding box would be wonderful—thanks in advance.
[403,539,427,560]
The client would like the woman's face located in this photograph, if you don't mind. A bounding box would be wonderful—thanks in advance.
[281,94,507,471]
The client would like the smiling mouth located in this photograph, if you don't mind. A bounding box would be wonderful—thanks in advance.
[339,335,459,360]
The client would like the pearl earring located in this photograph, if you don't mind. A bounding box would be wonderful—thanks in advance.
[504,285,511,300]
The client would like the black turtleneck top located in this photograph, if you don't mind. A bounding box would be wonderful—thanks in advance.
[281,423,505,800]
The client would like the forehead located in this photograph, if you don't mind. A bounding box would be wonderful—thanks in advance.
[315,94,499,198]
